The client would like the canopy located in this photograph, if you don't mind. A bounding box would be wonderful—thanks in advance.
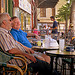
[35,0,59,8]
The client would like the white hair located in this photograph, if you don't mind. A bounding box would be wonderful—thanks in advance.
[0,13,9,26]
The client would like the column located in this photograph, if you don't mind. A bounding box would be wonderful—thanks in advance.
[71,1,75,36]
[8,0,13,17]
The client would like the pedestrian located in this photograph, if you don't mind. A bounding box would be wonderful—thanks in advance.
[32,27,39,35]
[50,16,58,40]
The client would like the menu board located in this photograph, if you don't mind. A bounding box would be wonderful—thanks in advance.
[19,0,31,14]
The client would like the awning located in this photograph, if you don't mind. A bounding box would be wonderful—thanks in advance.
[36,0,59,8]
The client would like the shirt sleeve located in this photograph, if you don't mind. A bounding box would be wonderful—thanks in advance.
[24,32,27,36]
[20,29,27,36]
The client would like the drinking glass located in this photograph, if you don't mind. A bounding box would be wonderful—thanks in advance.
[37,41,41,46]
[59,39,65,52]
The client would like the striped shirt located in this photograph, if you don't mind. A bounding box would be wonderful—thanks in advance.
[0,27,26,52]
[0,27,31,65]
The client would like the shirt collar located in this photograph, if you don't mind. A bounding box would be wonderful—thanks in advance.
[11,28,21,31]
[0,27,9,33]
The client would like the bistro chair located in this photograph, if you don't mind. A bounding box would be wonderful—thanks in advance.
[0,51,28,75]
[0,47,37,75]
[0,47,28,74]
[0,62,23,75]
[62,58,75,75]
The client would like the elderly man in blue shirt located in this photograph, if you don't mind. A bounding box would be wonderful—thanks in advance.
[10,16,40,48]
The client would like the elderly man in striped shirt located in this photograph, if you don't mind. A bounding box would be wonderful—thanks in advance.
[0,13,51,75]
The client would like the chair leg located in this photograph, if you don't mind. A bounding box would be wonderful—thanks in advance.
[27,70,37,75]
[62,61,66,75]
[32,73,35,75]
[63,62,64,75]
[3,67,5,75]
[65,63,66,75]
[62,61,67,75]
[27,71,31,75]
[12,72,16,75]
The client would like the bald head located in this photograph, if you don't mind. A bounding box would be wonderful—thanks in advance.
[0,13,12,30]
[0,13,9,26]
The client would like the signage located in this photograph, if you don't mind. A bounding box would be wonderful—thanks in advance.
[19,0,31,14]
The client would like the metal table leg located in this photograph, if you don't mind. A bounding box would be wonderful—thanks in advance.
[50,56,54,75]
[70,58,74,75]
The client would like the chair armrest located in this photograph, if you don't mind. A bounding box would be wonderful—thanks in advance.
[13,57,27,74]
[15,55,27,61]
[0,62,23,75]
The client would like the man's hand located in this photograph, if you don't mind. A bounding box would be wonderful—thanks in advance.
[24,53,36,63]
[35,34,40,40]
[27,33,40,40]
[29,54,36,63]
[25,48,30,54]
[24,47,34,54]
[28,48,34,54]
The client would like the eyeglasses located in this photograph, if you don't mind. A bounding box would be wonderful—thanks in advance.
[9,19,12,21]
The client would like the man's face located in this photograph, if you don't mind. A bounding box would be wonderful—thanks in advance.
[12,18,21,30]
[50,18,53,21]
[4,15,12,30]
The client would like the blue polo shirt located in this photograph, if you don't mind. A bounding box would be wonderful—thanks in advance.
[52,21,58,34]
[10,28,32,48]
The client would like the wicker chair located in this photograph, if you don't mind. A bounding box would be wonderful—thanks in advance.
[0,51,27,75]
[0,47,36,75]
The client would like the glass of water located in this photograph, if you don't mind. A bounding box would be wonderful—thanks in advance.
[59,39,65,52]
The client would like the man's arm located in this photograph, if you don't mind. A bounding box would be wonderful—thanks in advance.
[27,33,40,40]
[8,48,36,63]
[50,27,57,30]
[27,33,35,37]
[16,41,34,54]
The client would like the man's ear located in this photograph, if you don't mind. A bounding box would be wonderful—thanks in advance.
[2,20,6,25]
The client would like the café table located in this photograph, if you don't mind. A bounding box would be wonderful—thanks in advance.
[46,50,75,75]
[32,46,59,75]
[32,46,59,53]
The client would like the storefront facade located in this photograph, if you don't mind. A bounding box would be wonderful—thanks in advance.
[0,0,13,17]
[13,0,31,30]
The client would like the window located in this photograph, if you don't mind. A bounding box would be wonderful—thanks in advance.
[40,8,46,17]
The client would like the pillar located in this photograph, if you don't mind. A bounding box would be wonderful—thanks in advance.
[71,1,75,36]
[8,0,13,17]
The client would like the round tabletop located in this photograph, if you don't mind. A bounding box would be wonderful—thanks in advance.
[46,50,75,58]
[32,46,59,50]
[32,46,59,52]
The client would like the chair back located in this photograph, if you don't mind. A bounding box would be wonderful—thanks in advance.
[0,47,15,56]
[0,47,13,63]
